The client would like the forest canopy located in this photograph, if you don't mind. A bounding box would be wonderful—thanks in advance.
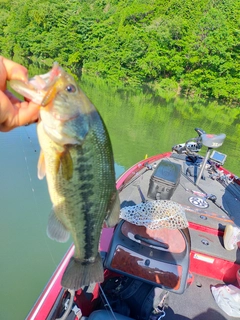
[0,0,239,104]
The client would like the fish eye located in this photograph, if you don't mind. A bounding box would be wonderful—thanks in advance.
[66,84,76,93]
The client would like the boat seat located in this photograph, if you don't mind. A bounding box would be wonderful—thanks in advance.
[87,310,134,320]
[201,133,226,148]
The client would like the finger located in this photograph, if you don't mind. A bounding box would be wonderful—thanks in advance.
[0,90,15,131]
[0,57,7,91]
[0,91,40,132]
[17,101,40,127]
[2,56,28,81]
[5,90,22,107]
[0,56,28,91]
[0,102,40,132]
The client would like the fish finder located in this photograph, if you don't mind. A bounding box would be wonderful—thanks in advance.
[210,150,227,165]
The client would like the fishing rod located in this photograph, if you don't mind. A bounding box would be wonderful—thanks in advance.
[99,285,118,320]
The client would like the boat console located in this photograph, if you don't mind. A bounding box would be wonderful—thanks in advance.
[105,219,191,294]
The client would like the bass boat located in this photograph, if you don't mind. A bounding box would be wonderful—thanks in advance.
[27,128,240,320]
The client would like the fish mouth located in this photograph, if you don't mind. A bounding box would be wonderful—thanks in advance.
[10,62,62,105]
[11,63,80,123]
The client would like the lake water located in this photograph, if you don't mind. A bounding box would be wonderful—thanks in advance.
[0,76,240,319]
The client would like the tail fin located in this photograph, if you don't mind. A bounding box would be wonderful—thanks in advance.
[61,254,104,290]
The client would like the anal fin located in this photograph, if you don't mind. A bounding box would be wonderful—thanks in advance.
[47,209,70,243]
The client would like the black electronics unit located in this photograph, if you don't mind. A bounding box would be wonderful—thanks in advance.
[147,160,182,200]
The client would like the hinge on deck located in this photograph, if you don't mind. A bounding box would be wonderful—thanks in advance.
[72,305,82,319]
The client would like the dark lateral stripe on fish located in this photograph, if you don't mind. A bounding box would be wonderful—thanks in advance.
[79,182,94,191]
[76,157,97,260]
[80,195,96,259]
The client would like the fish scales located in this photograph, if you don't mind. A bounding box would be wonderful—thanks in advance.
[55,129,114,261]
[10,63,120,290]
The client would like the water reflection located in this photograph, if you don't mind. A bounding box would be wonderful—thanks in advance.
[81,76,240,176]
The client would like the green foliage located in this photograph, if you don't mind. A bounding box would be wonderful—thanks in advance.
[0,0,239,104]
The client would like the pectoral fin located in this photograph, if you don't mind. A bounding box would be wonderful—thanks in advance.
[53,148,73,180]
[105,192,120,227]
[60,149,73,180]
[47,208,70,243]
[38,150,46,180]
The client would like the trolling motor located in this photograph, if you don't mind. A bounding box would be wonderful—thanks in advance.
[172,128,206,155]
[172,128,227,186]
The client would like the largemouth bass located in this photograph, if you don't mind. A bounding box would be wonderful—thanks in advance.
[10,63,120,290]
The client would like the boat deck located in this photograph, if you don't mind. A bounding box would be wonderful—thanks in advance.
[165,274,231,320]
[118,153,240,320]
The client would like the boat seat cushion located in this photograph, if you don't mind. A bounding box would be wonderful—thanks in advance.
[87,310,134,320]
[201,133,226,148]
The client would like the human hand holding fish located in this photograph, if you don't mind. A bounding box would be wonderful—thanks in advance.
[10,62,120,291]
[0,56,39,132]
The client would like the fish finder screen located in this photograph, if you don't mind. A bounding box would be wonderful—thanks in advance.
[210,151,227,165]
